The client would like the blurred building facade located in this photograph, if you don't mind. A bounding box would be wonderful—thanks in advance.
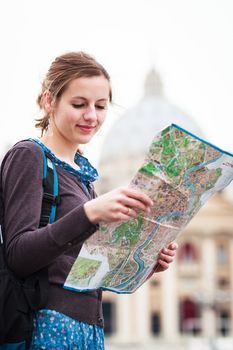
[96,70,233,346]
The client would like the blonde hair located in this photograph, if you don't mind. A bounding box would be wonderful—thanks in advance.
[36,51,112,135]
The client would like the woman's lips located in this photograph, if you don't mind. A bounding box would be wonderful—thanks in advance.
[77,125,95,133]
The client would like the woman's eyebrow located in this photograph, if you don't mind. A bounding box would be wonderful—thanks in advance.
[97,98,108,102]
[71,96,87,100]
[71,96,108,102]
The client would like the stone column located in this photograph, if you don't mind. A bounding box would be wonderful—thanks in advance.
[133,281,151,342]
[115,294,133,343]
[115,282,151,343]
[201,236,216,338]
[161,261,179,341]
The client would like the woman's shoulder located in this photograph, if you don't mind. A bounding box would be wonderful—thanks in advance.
[1,139,43,169]
[0,139,45,194]
[11,139,42,153]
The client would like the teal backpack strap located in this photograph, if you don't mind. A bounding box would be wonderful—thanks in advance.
[28,138,60,226]
[40,150,59,225]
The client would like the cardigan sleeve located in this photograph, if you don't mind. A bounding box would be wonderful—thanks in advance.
[1,141,98,278]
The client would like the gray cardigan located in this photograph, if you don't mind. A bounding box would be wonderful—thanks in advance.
[0,140,103,326]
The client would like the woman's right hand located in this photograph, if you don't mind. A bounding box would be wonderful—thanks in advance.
[84,187,153,224]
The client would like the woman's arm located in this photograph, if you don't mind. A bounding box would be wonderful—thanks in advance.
[1,143,97,278]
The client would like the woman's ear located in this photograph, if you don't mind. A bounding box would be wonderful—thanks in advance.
[43,90,55,115]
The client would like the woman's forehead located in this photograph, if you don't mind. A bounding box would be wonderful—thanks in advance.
[64,76,110,98]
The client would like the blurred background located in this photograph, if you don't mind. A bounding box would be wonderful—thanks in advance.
[0,1,233,349]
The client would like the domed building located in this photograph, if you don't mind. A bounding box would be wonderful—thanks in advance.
[96,70,233,348]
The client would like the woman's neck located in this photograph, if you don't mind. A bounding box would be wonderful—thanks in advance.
[40,133,80,169]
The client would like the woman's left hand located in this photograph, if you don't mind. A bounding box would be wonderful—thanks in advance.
[147,242,178,280]
[154,241,178,272]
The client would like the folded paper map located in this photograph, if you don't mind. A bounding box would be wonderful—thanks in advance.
[64,124,233,294]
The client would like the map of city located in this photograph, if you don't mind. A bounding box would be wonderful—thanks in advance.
[64,124,233,294]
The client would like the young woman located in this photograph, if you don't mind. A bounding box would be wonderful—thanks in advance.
[1,52,178,349]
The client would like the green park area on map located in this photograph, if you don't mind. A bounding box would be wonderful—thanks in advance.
[65,124,233,294]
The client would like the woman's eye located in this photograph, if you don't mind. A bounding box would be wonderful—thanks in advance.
[96,105,107,110]
[72,103,107,110]
[72,104,85,109]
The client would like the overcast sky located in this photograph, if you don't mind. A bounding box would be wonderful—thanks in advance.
[0,0,233,167]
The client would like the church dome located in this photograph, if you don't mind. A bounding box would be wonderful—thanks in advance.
[97,69,203,192]
[101,69,202,162]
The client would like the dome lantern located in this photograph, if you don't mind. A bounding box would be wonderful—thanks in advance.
[144,68,163,97]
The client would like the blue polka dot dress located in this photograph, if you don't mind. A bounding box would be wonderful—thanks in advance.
[29,140,104,350]
[30,309,105,350]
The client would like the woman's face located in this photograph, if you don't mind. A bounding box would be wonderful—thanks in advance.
[49,75,110,147]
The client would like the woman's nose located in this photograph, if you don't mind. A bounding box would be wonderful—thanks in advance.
[83,106,97,121]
